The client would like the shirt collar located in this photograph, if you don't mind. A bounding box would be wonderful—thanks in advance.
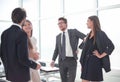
[13,23,22,29]
[61,29,68,34]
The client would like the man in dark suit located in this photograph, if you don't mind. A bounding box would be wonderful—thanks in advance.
[0,7,40,82]
[50,17,86,82]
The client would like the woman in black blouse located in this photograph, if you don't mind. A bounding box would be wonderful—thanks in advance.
[80,15,115,82]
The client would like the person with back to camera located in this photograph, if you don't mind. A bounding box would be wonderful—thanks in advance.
[80,15,115,82]
[0,7,41,82]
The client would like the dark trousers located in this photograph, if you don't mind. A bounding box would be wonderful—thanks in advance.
[59,57,77,82]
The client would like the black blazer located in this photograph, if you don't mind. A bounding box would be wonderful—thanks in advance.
[80,30,115,72]
[52,29,86,61]
[0,25,37,82]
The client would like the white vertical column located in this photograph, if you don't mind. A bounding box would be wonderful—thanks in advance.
[18,0,23,7]
[60,0,65,17]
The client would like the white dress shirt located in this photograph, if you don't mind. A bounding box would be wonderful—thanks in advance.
[30,37,37,51]
[61,29,73,57]
[13,23,22,29]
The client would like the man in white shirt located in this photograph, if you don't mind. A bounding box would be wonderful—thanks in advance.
[51,17,86,82]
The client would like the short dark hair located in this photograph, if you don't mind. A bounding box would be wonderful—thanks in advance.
[11,7,26,24]
[58,17,67,24]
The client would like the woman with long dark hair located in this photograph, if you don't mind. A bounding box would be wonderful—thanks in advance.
[80,15,115,82]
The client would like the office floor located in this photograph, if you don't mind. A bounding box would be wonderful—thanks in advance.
[40,66,120,82]
[75,65,120,82]
[0,67,120,82]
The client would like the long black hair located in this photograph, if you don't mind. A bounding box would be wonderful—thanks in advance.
[88,15,101,44]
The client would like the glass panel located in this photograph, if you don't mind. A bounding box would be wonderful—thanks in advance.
[41,18,59,62]
[41,0,61,18]
[99,8,120,69]
[65,12,96,34]
[0,0,19,20]
[98,0,120,7]
[23,0,39,20]
[65,0,96,14]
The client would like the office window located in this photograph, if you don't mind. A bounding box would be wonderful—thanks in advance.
[65,0,96,14]
[23,0,39,20]
[65,12,96,34]
[98,0,120,7]
[40,18,60,61]
[99,8,120,69]
[41,0,61,18]
[40,0,61,62]
[0,0,19,20]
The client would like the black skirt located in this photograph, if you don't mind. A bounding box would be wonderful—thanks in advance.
[81,54,103,81]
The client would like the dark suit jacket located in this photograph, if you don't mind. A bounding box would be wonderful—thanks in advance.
[0,44,1,65]
[80,30,115,72]
[0,25,37,82]
[52,29,86,61]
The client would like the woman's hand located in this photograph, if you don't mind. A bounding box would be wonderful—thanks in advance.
[33,52,39,60]
[93,50,101,58]
[93,50,107,58]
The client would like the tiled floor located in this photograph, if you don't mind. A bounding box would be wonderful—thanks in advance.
[103,69,120,82]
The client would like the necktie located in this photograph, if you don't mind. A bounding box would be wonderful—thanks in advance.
[61,32,66,60]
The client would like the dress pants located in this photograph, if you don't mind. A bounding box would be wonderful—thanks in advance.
[59,57,77,82]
